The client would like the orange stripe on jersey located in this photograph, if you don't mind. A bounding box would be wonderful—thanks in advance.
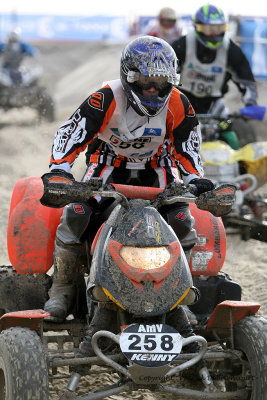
[98,86,116,133]
[166,88,186,133]
[187,101,195,116]
[50,142,88,166]
[175,152,203,177]
[90,152,100,163]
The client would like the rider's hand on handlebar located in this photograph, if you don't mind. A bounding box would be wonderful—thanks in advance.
[40,170,76,208]
[196,183,236,217]
[189,178,215,197]
[218,119,232,132]
[163,181,188,197]
[46,169,75,182]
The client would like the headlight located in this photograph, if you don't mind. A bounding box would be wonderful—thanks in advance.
[120,246,170,270]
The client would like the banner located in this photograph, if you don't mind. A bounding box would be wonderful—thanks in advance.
[0,14,129,41]
[239,17,267,80]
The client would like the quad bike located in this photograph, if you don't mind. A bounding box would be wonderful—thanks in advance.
[198,105,266,148]
[199,105,267,242]
[0,59,55,122]
[1,174,267,399]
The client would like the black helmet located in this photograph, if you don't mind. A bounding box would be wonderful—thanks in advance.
[120,35,180,117]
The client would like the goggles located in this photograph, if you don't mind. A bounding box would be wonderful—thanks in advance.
[160,18,176,28]
[195,23,227,36]
[137,74,170,91]
[127,71,180,90]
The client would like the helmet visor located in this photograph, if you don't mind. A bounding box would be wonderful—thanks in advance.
[127,71,179,90]
[195,23,227,36]
[137,74,170,91]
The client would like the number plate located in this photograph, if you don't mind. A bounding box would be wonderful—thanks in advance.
[120,323,183,367]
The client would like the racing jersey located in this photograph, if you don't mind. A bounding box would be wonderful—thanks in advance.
[179,29,229,98]
[171,31,257,113]
[50,79,204,184]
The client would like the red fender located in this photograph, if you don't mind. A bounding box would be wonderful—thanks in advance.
[7,178,226,276]
[189,203,226,276]
[0,310,50,332]
[7,176,63,274]
[206,300,260,331]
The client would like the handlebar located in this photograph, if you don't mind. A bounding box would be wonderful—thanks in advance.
[196,112,242,121]
[197,105,266,122]
[40,174,197,209]
[40,173,236,218]
[110,183,163,200]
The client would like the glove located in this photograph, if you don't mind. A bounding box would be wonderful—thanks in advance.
[40,170,75,208]
[218,119,233,132]
[189,178,215,197]
[195,184,236,217]
[163,181,188,197]
[49,169,74,180]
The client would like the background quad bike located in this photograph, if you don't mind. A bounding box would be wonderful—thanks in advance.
[0,84,55,123]
[199,108,267,244]
[232,117,257,146]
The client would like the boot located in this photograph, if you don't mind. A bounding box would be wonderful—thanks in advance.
[44,240,82,322]
[167,306,205,379]
[72,305,117,375]
[183,248,198,325]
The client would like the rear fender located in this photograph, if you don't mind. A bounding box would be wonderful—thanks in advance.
[7,176,63,274]
[206,300,260,331]
[189,203,226,276]
[0,310,50,332]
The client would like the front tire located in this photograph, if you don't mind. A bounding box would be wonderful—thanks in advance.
[0,266,52,316]
[0,327,49,399]
[232,315,267,399]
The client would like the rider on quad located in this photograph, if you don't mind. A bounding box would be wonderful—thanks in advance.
[144,7,183,44]
[41,36,231,366]
[171,4,258,150]
[0,28,38,85]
